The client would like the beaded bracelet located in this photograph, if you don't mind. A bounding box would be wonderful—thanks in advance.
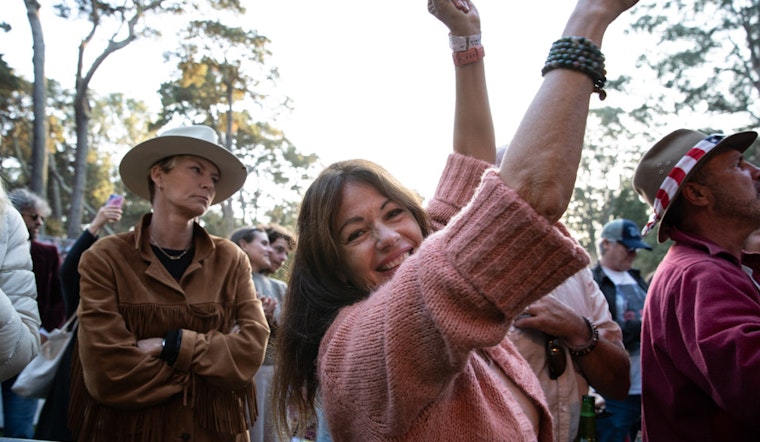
[564,317,599,357]
[541,36,607,100]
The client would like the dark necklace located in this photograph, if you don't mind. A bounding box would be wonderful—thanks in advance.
[151,237,190,261]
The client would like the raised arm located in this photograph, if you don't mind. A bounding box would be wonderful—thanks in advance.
[428,0,495,164]
[500,0,637,222]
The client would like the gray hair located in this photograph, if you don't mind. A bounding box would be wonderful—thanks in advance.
[7,188,51,217]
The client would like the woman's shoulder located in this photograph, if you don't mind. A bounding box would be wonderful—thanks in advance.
[83,231,135,259]
[0,209,32,269]
[0,207,28,244]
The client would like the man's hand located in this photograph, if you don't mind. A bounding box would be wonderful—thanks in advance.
[513,295,591,346]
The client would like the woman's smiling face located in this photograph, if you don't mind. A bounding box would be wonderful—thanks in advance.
[334,180,424,292]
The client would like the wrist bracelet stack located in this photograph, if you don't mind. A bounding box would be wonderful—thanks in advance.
[450,33,485,67]
[564,317,599,357]
[541,36,607,100]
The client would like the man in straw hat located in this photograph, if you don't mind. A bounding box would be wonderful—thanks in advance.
[69,125,270,442]
[632,128,760,441]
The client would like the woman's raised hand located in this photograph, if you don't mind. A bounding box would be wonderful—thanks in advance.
[427,0,480,35]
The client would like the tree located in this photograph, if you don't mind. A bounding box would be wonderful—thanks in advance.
[156,19,273,233]
[54,0,246,238]
[23,0,47,196]
[156,19,318,236]
[0,55,32,187]
[630,0,760,132]
[580,0,760,276]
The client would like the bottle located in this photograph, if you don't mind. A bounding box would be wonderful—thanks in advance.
[574,394,597,441]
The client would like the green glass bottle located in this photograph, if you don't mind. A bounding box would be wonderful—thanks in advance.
[574,394,597,442]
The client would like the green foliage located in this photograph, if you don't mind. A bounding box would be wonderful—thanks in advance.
[562,100,659,263]
[231,117,319,224]
[155,19,274,129]
[154,18,319,232]
[0,54,22,115]
[630,0,760,127]
[7,0,310,241]
[0,58,156,236]
[563,0,760,278]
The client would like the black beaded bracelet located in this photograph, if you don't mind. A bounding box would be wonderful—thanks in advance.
[565,317,599,357]
[542,36,607,100]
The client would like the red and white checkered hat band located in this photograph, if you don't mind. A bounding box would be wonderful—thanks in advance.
[642,134,725,237]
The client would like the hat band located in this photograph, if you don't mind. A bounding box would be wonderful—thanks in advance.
[642,134,725,237]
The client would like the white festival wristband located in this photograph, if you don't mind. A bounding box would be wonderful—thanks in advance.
[449,33,482,52]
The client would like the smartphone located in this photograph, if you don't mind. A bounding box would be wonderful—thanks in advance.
[106,193,124,208]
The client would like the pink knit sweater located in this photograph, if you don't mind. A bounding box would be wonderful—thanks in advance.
[318,154,589,441]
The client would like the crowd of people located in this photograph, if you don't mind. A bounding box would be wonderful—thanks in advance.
[2,0,760,441]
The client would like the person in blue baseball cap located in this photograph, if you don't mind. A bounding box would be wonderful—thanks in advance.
[592,218,651,442]
[602,219,653,253]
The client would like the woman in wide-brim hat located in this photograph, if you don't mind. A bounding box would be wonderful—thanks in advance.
[69,125,270,442]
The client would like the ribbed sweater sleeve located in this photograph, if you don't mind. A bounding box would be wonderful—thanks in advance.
[320,155,589,440]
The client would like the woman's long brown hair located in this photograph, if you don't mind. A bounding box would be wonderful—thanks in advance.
[271,159,431,439]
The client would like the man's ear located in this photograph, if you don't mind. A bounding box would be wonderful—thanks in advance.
[680,182,711,207]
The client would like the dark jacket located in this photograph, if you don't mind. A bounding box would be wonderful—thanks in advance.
[30,240,65,331]
[34,229,97,441]
[591,263,648,351]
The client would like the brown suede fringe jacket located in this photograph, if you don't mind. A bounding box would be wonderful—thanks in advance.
[69,214,270,442]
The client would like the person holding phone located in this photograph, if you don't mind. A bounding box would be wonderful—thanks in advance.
[34,200,123,441]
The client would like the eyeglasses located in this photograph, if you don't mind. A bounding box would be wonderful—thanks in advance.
[546,335,567,380]
[22,213,45,223]
[617,241,636,253]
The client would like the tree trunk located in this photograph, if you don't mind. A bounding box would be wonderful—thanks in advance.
[24,0,47,196]
[221,86,235,235]
[68,97,89,238]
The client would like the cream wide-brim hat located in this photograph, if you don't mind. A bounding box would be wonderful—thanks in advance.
[633,128,757,243]
[119,125,248,205]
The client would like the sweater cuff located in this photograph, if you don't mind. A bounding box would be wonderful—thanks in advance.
[443,169,590,312]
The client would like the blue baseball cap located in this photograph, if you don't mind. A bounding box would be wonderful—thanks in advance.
[601,219,652,251]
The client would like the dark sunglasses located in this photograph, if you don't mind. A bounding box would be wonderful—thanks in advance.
[23,213,45,222]
[617,241,636,253]
[546,335,567,380]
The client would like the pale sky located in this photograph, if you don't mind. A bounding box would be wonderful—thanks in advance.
[2,1,643,201]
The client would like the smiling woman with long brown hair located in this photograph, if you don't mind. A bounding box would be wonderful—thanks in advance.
[271,0,638,440]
